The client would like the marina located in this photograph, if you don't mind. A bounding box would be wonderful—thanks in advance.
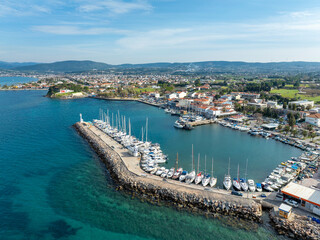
[88,109,318,197]
[1,91,314,240]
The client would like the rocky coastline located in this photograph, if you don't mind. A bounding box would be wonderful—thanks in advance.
[73,122,262,222]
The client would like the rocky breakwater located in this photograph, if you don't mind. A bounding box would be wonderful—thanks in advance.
[73,122,262,222]
[270,210,320,239]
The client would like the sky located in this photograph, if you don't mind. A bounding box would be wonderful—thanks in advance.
[1,0,320,64]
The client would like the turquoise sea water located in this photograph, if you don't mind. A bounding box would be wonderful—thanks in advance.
[0,90,300,239]
[0,76,38,86]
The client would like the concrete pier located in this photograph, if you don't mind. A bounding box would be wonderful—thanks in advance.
[74,121,262,221]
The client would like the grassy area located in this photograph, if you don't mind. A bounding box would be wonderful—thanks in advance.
[271,89,320,103]
[55,92,78,97]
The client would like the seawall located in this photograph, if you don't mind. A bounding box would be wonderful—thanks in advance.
[73,122,262,222]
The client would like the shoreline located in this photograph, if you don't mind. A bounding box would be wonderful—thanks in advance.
[73,121,263,222]
[92,96,162,107]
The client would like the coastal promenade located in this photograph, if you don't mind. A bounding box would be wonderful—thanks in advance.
[74,121,263,221]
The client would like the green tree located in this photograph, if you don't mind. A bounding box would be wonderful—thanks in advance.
[283,102,287,109]
[195,79,201,87]
[278,124,283,131]
[284,125,290,136]
[302,130,308,139]
[291,129,297,137]
[292,104,297,111]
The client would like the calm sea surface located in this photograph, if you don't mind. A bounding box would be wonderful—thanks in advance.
[0,90,300,239]
[0,76,37,86]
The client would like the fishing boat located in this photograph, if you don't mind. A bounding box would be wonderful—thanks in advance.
[233,164,241,191]
[155,167,165,176]
[179,170,188,182]
[248,179,256,192]
[210,158,217,187]
[223,158,232,190]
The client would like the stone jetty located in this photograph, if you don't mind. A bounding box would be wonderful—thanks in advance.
[73,121,262,222]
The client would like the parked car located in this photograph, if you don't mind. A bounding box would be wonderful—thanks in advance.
[231,191,243,196]
[260,194,267,198]
[284,199,298,207]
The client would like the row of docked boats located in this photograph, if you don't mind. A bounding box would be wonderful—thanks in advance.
[145,150,218,187]
[93,110,168,171]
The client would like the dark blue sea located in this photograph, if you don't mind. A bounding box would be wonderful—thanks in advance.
[0,90,299,239]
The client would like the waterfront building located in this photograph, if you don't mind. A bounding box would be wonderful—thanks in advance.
[305,113,320,127]
[279,203,292,219]
[281,182,320,216]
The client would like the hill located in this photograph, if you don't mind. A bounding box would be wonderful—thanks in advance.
[0,61,38,69]
[5,60,320,74]
[14,60,111,73]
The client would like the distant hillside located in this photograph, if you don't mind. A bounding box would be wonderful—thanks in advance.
[5,60,320,74]
[14,60,111,73]
[0,61,38,69]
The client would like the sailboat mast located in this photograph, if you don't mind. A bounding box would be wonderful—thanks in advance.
[141,127,144,142]
[211,158,214,176]
[129,118,131,137]
[228,158,230,176]
[176,152,179,170]
[204,155,206,174]
[245,159,248,181]
[197,153,200,173]
[146,117,148,143]
[237,164,240,181]
[192,144,194,171]
[112,113,114,128]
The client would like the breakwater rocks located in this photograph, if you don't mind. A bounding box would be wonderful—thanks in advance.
[73,122,262,222]
[269,210,320,240]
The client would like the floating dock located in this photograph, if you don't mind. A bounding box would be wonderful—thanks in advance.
[74,121,262,221]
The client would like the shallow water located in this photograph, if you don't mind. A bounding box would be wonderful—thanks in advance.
[0,90,297,239]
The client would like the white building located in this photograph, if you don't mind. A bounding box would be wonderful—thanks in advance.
[166,93,177,99]
[176,91,187,99]
[267,101,283,109]
[59,89,74,93]
[289,100,314,108]
[305,113,320,127]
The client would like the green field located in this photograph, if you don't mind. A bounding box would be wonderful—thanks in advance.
[271,89,320,103]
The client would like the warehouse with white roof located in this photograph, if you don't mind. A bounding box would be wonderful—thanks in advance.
[281,182,320,216]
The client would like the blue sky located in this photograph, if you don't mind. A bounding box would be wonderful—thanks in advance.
[1,0,320,63]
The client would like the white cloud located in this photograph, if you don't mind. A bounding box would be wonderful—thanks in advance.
[78,0,152,14]
[32,25,127,35]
